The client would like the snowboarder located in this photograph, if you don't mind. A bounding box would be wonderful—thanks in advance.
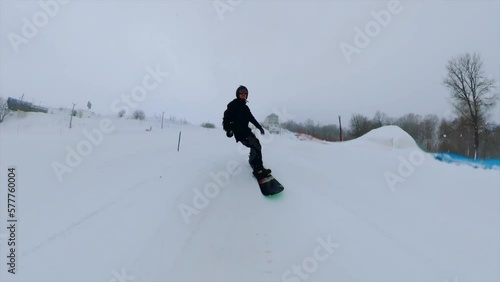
[223,85,271,177]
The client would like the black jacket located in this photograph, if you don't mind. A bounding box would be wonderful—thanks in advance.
[223,98,263,142]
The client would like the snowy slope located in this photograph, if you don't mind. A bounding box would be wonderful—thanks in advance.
[0,113,498,282]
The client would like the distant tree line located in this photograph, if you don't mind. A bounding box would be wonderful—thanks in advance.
[282,52,499,159]
[281,112,500,158]
[282,119,340,142]
[201,122,215,129]
[349,112,500,158]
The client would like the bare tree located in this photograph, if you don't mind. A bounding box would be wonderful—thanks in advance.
[349,114,374,138]
[133,110,146,120]
[396,113,422,143]
[118,109,126,118]
[372,110,392,127]
[421,114,439,151]
[0,97,10,123]
[443,53,497,159]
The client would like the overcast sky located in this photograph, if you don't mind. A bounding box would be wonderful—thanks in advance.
[1,0,499,126]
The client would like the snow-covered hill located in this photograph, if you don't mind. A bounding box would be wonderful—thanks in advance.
[0,112,498,282]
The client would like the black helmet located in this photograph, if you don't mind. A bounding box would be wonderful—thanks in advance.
[236,85,248,98]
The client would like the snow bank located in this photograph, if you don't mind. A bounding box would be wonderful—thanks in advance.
[0,111,182,135]
[357,125,418,149]
[0,113,498,282]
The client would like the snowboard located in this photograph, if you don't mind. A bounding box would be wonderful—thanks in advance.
[253,172,284,196]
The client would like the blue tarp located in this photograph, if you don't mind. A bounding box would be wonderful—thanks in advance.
[434,153,500,170]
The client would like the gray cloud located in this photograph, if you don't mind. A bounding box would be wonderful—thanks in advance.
[1,0,499,125]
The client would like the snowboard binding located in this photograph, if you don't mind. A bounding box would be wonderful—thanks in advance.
[252,168,272,179]
[250,166,283,196]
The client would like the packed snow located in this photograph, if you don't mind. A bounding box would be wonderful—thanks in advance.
[0,112,498,282]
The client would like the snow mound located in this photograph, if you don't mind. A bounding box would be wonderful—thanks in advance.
[358,125,418,149]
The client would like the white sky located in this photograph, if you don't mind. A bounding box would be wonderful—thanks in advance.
[1,0,499,125]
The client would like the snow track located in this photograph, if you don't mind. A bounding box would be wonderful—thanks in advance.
[0,114,498,282]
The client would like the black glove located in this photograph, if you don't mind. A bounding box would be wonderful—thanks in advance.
[226,130,233,138]
[259,128,265,135]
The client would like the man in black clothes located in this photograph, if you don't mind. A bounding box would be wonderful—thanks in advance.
[223,85,271,177]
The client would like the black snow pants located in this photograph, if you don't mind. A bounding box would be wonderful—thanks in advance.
[239,133,263,171]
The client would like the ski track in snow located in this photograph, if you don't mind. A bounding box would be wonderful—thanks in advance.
[20,178,150,258]
[0,114,498,282]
